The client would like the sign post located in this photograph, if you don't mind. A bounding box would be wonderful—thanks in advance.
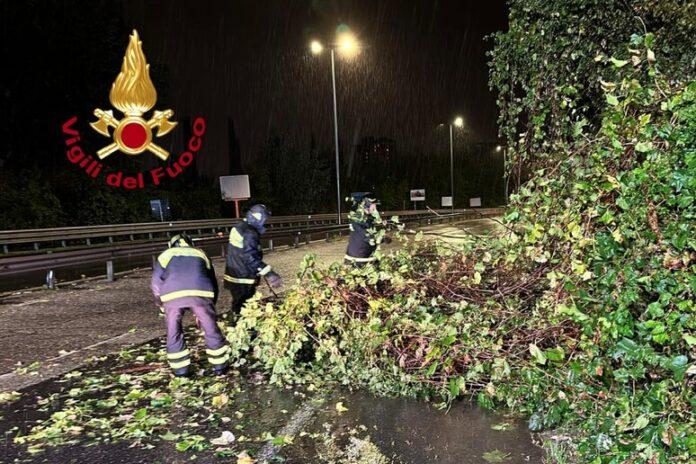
[410,189,425,210]
[219,175,251,218]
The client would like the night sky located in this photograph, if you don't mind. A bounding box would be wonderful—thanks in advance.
[121,0,508,178]
[1,0,507,181]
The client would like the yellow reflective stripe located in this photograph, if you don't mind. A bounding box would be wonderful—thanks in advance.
[229,228,244,248]
[258,265,272,276]
[157,247,211,269]
[208,354,230,365]
[344,254,377,263]
[251,212,263,220]
[167,349,190,360]
[224,275,256,285]
[160,290,215,302]
[169,358,191,369]
[206,345,229,357]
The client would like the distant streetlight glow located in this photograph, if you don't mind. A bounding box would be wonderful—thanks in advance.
[310,40,323,55]
[495,145,502,152]
[454,116,464,128]
[337,32,359,57]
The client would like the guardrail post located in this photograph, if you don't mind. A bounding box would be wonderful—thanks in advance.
[129,234,134,241]
[293,235,299,247]
[305,234,311,245]
[2,245,8,254]
[46,270,56,289]
[147,233,152,240]
[34,242,39,251]
[86,238,91,246]
[151,255,157,269]
[221,243,226,257]
[325,232,330,242]
[268,239,274,251]
[106,260,114,282]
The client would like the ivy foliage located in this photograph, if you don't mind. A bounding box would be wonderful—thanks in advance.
[488,0,695,178]
[227,34,695,463]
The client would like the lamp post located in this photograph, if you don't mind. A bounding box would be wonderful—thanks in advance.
[448,116,464,210]
[496,145,508,204]
[310,33,359,224]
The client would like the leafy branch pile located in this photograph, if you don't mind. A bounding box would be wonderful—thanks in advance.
[227,37,695,463]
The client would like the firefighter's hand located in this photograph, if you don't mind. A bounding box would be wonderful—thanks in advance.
[157,306,165,316]
[266,271,283,289]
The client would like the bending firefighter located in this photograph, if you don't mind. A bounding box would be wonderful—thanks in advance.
[344,193,392,267]
[224,204,283,315]
[151,234,229,377]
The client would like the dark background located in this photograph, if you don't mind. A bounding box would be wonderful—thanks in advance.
[0,0,508,227]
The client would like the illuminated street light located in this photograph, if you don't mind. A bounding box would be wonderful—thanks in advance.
[337,32,358,57]
[310,40,323,55]
[495,145,502,152]
[308,30,362,224]
[442,116,464,210]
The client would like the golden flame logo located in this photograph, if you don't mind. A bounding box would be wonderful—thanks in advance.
[90,30,176,160]
[109,30,157,116]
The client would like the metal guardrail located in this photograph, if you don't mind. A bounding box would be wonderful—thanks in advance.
[0,208,498,253]
[0,209,501,281]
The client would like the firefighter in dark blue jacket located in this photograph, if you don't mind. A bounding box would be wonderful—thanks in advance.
[224,204,282,315]
[345,193,391,266]
[151,233,228,377]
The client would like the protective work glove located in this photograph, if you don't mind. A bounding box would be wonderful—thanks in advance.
[266,271,283,289]
[157,306,165,316]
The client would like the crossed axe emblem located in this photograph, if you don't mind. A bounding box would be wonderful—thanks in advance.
[90,109,177,160]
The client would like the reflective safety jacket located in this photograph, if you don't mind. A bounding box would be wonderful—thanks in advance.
[224,221,272,285]
[151,244,218,304]
[345,221,378,264]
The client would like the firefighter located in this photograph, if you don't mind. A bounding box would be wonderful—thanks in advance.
[224,204,282,316]
[151,233,229,377]
[344,193,391,267]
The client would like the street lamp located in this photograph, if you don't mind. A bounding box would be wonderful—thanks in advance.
[496,145,508,204]
[310,31,360,224]
[448,116,464,209]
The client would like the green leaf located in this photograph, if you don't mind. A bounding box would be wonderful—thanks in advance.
[606,94,619,106]
[610,57,629,68]
[666,355,688,380]
[529,344,547,365]
[635,141,653,153]
[482,449,511,463]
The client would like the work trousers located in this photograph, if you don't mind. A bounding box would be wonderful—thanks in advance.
[164,299,229,375]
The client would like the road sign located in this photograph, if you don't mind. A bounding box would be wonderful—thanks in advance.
[220,175,250,201]
[150,199,171,222]
[441,196,453,207]
[220,175,250,218]
[410,189,425,202]
[469,197,482,207]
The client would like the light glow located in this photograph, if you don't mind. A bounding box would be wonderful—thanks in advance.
[310,40,323,55]
[337,32,359,56]
[453,116,464,128]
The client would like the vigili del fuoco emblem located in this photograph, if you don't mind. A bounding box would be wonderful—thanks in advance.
[90,30,177,160]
